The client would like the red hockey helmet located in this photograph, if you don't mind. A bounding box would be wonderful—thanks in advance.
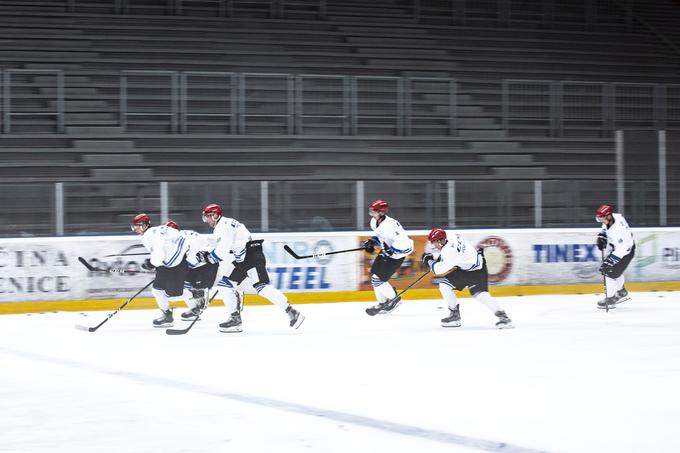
[131,213,151,232]
[202,203,223,217]
[428,228,447,243]
[596,204,613,221]
[202,203,223,223]
[369,199,389,214]
[164,219,179,230]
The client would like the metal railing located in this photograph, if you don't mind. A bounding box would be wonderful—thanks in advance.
[2,69,64,134]
[2,70,680,137]
[120,70,179,133]
[0,70,462,136]
[502,79,679,137]
[295,74,349,135]
[180,71,237,134]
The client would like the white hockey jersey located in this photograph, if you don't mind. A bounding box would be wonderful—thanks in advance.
[370,215,414,259]
[140,225,189,268]
[430,234,482,275]
[179,229,214,269]
[209,216,252,263]
[602,213,635,263]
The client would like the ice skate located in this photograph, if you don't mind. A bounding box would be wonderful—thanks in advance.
[597,296,618,309]
[286,306,305,329]
[494,311,514,329]
[365,301,389,316]
[441,305,461,328]
[152,309,173,328]
[615,287,630,304]
[381,294,402,314]
[219,312,242,333]
[180,306,201,322]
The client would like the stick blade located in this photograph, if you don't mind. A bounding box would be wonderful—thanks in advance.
[78,256,96,271]
[283,244,302,259]
[75,324,96,332]
[165,327,190,335]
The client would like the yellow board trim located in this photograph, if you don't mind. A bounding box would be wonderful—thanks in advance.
[1,281,679,315]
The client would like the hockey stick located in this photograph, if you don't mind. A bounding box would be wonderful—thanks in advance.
[78,256,140,274]
[601,250,609,313]
[75,280,154,332]
[283,244,364,260]
[366,270,431,316]
[102,252,149,257]
[166,289,220,336]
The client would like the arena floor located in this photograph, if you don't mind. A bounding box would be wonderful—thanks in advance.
[2,292,679,453]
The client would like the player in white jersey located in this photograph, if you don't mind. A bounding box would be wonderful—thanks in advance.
[196,203,305,332]
[131,213,191,328]
[163,220,223,322]
[422,228,513,329]
[363,200,414,316]
[595,204,635,309]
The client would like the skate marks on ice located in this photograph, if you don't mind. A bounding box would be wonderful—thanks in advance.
[0,346,548,453]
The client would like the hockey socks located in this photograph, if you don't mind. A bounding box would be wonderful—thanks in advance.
[473,291,502,314]
[217,286,240,313]
[152,288,170,311]
[374,279,397,301]
[258,284,289,310]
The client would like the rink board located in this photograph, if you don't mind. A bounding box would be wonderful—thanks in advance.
[1,228,679,314]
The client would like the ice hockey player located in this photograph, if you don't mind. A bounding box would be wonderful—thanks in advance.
[163,220,225,322]
[595,204,635,309]
[131,213,190,328]
[422,228,513,329]
[363,199,414,316]
[196,203,304,332]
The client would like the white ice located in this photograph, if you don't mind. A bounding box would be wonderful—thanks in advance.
[2,292,680,453]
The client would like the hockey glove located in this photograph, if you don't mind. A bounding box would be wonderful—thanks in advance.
[596,231,608,251]
[381,244,395,256]
[141,258,155,271]
[363,240,376,254]
[421,253,434,267]
[196,251,219,264]
[599,256,618,275]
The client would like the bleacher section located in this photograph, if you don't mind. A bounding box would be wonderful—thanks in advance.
[0,0,678,232]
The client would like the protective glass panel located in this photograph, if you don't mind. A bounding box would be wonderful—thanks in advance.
[0,184,55,237]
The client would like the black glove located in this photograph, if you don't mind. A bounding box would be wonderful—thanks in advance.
[196,251,218,264]
[422,253,434,267]
[363,240,375,254]
[596,231,608,251]
[381,243,395,256]
[599,256,618,275]
[141,258,155,271]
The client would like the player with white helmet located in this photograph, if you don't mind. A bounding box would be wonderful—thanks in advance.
[197,203,305,332]
[595,204,635,309]
[131,213,191,327]
[363,199,414,316]
[422,228,513,329]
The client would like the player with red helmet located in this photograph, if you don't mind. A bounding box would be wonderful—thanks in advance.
[423,228,513,329]
[595,204,635,309]
[364,199,414,316]
[131,213,192,328]
[163,219,227,321]
[198,203,304,332]
[164,219,179,230]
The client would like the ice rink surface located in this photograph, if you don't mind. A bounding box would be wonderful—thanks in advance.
[2,292,680,453]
